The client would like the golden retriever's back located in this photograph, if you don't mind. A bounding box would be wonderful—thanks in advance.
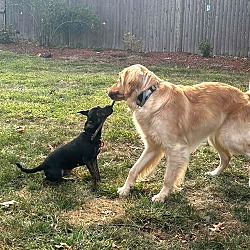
[136,82,249,139]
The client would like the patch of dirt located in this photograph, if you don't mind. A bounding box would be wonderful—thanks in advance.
[0,41,249,72]
[62,197,126,226]
[15,187,32,199]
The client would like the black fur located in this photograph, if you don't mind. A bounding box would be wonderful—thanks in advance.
[16,104,113,187]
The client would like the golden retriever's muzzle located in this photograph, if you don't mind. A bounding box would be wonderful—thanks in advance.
[107,88,125,101]
[108,90,119,100]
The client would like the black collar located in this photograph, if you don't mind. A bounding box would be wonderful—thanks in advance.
[136,84,158,107]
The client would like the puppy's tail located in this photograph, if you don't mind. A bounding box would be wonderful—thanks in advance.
[16,163,44,174]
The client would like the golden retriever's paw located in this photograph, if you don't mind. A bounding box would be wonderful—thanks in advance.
[205,170,220,176]
[152,193,165,203]
[117,186,130,197]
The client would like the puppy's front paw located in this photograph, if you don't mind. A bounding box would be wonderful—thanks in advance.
[117,186,130,197]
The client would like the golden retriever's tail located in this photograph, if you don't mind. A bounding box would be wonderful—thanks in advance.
[136,150,164,181]
[137,165,157,181]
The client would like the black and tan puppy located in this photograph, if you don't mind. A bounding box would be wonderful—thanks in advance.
[16,103,114,187]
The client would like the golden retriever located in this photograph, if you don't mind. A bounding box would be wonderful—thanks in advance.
[108,64,250,202]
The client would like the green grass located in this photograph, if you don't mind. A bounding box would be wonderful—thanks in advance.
[0,50,249,249]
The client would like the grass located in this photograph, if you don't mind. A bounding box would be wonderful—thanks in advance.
[0,50,249,249]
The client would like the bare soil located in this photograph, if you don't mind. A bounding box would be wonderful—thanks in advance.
[0,41,249,72]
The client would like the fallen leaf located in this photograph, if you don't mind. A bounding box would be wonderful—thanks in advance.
[0,200,16,207]
[47,144,54,151]
[209,222,225,232]
[16,126,25,133]
[54,242,72,250]
[112,242,121,249]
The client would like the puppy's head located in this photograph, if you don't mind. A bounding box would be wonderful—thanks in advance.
[78,104,113,132]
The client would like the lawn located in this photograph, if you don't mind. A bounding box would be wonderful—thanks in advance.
[0,50,249,249]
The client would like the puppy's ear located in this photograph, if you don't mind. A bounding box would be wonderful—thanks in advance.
[78,110,89,116]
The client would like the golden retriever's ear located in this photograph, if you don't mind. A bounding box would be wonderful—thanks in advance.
[137,68,144,76]
[125,67,144,85]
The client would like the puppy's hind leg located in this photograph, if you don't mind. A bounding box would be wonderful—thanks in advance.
[118,144,164,197]
[206,136,232,176]
[45,167,63,182]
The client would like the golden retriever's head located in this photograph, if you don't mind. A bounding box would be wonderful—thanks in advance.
[108,64,161,108]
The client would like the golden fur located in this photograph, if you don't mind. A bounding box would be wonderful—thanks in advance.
[108,64,250,202]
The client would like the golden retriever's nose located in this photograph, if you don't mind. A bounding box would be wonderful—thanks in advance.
[108,91,119,100]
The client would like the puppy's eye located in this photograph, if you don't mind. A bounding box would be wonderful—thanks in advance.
[85,120,94,129]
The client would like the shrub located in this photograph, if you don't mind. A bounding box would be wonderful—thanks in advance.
[29,0,99,47]
[123,32,143,52]
[0,29,14,44]
[199,41,212,57]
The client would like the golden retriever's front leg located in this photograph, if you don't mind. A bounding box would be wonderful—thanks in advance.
[118,146,163,197]
[152,148,189,202]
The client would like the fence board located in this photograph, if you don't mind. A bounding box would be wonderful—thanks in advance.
[3,0,250,57]
[247,1,250,57]
[0,0,5,29]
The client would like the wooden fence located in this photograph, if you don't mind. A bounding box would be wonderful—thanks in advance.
[0,0,5,29]
[2,0,250,57]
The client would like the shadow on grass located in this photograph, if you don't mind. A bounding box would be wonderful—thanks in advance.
[216,174,250,228]
[218,173,250,202]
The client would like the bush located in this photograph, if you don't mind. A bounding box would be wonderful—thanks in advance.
[0,29,14,44]
[199,41,212,57]
[123,32,143,52]
[30,0,99,47]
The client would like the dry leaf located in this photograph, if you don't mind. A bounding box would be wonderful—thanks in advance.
[112,242,121,249]
[54,242,72,250]
[209,222,225,232]
[16,126,25,133]
[47,144,54,151]
[0,200,16,207]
